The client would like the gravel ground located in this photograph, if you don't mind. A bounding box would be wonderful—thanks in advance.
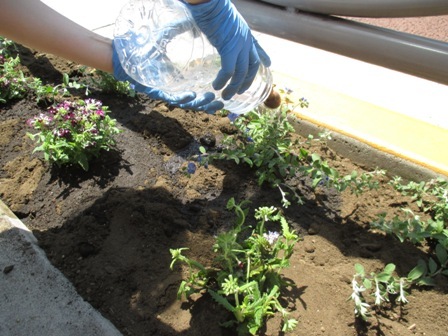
[348,15,448,42]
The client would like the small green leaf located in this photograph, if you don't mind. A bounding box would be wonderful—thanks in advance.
[428,257,438,275]
[299,148,308,159]
[383,263,396,275]
[312,177,321,188]
[311,153,321,163]
[226,197,236,210]
[282,318,298,332]
[78,155,89,171]
[208,289,236,313]
[363,278,372,289]
[244,157,253,166]
[375,272,391,283]
[435,244,448,265]
[407,260,427,281]
[354,263,365,276]
[62,73,69,86]
[417,277,436,287]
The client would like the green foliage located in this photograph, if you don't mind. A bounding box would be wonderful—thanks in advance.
[26,98,121,170]
[1,36,135,105]
[0,37,90,104]
[170,198,300,335]
[28,73,90,104]
[350,263,411,320]
[351,249,448,320]
[0,37,28,103]
[304,152,385,194]
[351,176,448,319]
[371,209,446,246]
[205,106,384,207]
[0,37,15,58]
[88,69,136,97]
[390,176,448,224]
[375,176,448,264]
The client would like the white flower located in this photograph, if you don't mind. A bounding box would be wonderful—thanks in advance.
[263,231,280,245]
[398,278,409,304]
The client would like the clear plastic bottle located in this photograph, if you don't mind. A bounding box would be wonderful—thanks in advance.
[113,0,273,115]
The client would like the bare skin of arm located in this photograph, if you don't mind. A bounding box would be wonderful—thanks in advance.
[0,0,208,73]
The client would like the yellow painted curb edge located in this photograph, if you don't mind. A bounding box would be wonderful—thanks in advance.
[272,70,448,177]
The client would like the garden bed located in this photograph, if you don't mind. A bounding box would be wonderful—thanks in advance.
[1,44,447,336]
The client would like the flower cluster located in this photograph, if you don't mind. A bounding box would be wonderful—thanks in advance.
[27,98,121,170]
[26,112,54,128]
[263,230,280,245]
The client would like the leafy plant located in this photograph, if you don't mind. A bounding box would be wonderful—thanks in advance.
[0,37,28,103]
[371,209,446,246]
[1,37,90,104]
[374,177,448,272]
[390,176,448,225]
[170,198,300,335]
[27,98,121,170]
[350,250,448,320]
[88,69,136,97]
[351,177,448,319]
[203,106,384,207]
[28,73,90,103]
[350,263,412,320]
[0,37,15,58]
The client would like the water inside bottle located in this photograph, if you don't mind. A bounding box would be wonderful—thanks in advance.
[114,0,272,115]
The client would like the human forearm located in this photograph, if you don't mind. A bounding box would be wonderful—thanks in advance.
[0,0,113,72]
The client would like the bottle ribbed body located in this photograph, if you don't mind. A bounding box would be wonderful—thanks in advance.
[114,0,272,115]
[218,64,272,115]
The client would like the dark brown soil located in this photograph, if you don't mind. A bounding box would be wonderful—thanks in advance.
[1,45,447,336]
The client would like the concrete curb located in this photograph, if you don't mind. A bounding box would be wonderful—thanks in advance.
[290,117,446,182]
[0,200,122,336]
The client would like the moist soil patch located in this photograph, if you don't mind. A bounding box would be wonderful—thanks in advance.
[1,46,447,336]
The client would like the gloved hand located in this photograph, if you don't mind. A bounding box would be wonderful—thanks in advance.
[112,40,224,114]
[183,0,271,100]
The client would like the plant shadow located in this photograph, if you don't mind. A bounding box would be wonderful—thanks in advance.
[31,97,447,336]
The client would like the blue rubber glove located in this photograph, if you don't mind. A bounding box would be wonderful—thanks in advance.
[183,0,271,100]
[112,40,224,114]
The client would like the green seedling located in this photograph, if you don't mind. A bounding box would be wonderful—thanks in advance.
[170,198,300,335]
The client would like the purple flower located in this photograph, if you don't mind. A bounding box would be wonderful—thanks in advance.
[284,87,293,94]
[63,112,75,121]
[187,162,197,174]
[227,113,239,122]
[25,118,35,128]
[263,231,280,245]
[1,78,10,88]
[85,98,102,109]
[318,175,330,186]
[95,109,105,118]
[53,128,71,138]
[26,113,53,128]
